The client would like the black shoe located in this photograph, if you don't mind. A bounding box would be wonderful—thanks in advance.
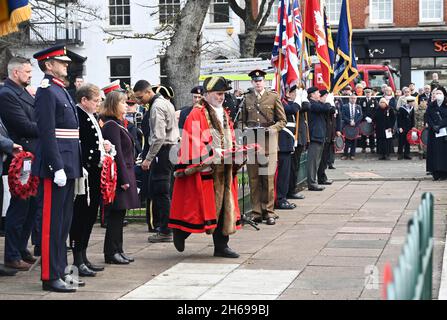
[173,229,186,252]
[397,154,404,160]
[64,274,85,287]
[371,149,376,154]
[328,165,336,169]
[84,261,105,272]
[214,247,240,258]
[318,180,333,185]
[0,265,17,276]
[42,279,76,293]
[275,201,296,210]
[120,253,134,262]
[21,250,37,264]
[287,193,305,200]
[100,223,107,229]
[308,185,325,191]
[34,246,41,257]
[77,264,96,277]
[404,155,412,160]
[265,217,276,225]
[378,156,386,160]
[105,253,130,265]
[361,149,366,153]
[0,230,4,237]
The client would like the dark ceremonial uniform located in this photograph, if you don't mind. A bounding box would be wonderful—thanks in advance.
[0,78,39,265]
[397,102,415,159]
[32,75,82,284]
[359,94,378,152]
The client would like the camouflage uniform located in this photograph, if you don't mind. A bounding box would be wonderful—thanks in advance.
[414,105,427,157]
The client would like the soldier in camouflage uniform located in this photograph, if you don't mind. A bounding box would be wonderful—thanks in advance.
[415,97,428,159]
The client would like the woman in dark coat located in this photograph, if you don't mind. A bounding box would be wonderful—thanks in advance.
[426,88,447,180]
[100,91,139,264]
[374,98,396,160]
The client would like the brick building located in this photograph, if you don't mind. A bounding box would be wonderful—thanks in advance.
[255,0,447,90]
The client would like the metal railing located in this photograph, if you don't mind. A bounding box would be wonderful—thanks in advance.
[24,21,82,45]
[384,192,434,300]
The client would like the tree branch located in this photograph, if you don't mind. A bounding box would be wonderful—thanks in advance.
[258,0,276,29]
[228,0,246,20]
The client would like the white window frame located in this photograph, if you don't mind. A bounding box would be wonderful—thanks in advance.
[419,0,444,23]
[159,0,182,25]
[209,0,230,24]
[108,0,131,27]
[109,56,132,87]
[326,0,343,25]
[369,0,393,24]
[266,0,279,26]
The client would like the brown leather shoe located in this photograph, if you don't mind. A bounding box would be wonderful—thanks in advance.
[5,260,32,271]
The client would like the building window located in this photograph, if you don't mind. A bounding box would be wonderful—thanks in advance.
[267,0,279,25]
[210,0,230,23]
[109,0,130,26]
[159,0,181,25]
[369,0,393,24]
[326,0,342,25]
[419,0,443,23]
[110,57,131,87]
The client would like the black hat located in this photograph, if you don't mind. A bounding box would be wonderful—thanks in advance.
[288,85,297,92]
[190,85,204,95]
[33,44,71,62]
[248,69,267,81]
[152,85,174,99]
[307,86,319,95]
[419,95,429,102]
[203,76,232,92]
[319,89,329,96]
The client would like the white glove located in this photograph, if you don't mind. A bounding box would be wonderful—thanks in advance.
[411,131,418,141]
[301,89,309,103]
[350,120,355,127]
[54,169,67,187]
[294,88,303,104]
[326,93,335,107]
[366,117,372,124]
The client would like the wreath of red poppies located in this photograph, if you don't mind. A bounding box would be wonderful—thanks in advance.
[101,155,117,205]
[406,128,421,145]
[8,151,39,200]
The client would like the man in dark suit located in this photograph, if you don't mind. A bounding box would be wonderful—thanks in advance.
[341,94,363,160]
[0,57,40,272]
[32,45,83,292]
[358,88,378,153]
[0,117,23,276]
[178,86,203,130]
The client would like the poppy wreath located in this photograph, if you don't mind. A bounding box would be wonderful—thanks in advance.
[8,151,39,200]
[406,128,421,145]
[100,155,117,205]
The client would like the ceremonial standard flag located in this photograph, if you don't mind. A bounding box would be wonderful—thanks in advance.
[332,0,358,94]
[323,4,335,71]
[304,0,332,90]
[0,0,31,37]
[272,0,299,97]
[292,0,308,86]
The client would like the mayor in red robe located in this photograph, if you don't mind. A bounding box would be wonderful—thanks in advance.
[169,76,242,258]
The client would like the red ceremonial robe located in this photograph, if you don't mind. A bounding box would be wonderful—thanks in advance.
[169,101,241,235]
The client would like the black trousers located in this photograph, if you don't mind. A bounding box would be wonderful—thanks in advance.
[344,139,358,156]
[360,135,376,150]
[70,167,101,254]
[317,142,330,183]
[398,130,411,156]
[148,145,173,235]
[377,138,393,157]
[288,145,304,195]
[4,196,37,262]
[276,152,291,204]
[327,143,335,166]
[39,178,75,281]
[103,209,126,256]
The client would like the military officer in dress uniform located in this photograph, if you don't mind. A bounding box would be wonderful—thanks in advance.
[31,45,83,292]
[178,85,204,130]
[359,88,378,153]
[238,69,286,225]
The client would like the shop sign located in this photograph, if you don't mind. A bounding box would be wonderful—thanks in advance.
[434,40,447,52]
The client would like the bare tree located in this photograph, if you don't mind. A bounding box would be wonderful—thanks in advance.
[228,0,276,58]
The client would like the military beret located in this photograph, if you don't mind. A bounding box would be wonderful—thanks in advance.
[102,80,124,95]
[191,86,204,95]
[33,44,71,62]
[319,89,329,96]
[203,76,232,92]
[307,86,319,95]
[248,69,267,81]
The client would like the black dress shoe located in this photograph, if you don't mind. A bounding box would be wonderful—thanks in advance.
[328,165,336,169]
[318,180,333,185]
[0,265,17,276]
[34,246,41,257]
[275,201,296,210]
[42,279,77,293]
[105,253,129,265]
[120,253,134,262]
[64,274,85,287]
[404,155,412,160]
[308,185,325,191]
[265,217,276,225]
[77,264,96,277]
[214,247,240,258]
[287,193,305,200]
[85,262,105,272]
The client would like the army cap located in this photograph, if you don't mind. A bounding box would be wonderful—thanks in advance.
[102,80,124,95]
[307,86,319,95]
[190,85,204,95]
[203,76,232,92]
[248,69,267,81]
[319,89,329,96]
[33,44,71,62]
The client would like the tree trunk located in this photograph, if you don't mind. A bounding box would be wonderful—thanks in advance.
[0,45,13,81]
[239,29,258,58]
[165,0,212,109]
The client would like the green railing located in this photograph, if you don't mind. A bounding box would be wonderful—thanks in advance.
[384,192,434,300]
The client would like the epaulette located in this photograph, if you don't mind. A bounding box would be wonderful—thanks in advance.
[40,79,51,89]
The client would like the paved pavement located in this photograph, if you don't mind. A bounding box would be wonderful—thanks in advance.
[0,155,446,300]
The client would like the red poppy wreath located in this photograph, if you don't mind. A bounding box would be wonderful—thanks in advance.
[101,155,117,205]
[8,151,39,200]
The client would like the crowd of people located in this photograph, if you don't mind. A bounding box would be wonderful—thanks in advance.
[0,45,446,293]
